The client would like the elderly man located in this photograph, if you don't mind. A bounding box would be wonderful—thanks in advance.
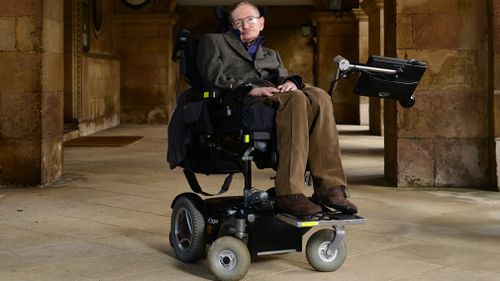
[197,1,357,216]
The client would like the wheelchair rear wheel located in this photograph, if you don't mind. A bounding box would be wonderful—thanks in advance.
[306,229,347,272]
[170,196,206,262]
[207,236,251,281]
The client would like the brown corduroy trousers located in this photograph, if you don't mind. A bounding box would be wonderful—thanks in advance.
[262,85,347,196]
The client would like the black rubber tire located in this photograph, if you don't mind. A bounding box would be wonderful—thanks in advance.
[207,236,251,281]
[306,229,347,272]
[170,197,206,262]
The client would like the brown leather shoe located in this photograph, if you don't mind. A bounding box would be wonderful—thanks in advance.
[275,194,322,217]
[313,187,358,214]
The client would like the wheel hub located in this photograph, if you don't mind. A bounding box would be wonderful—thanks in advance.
[318,242,338,262]
[216,250,237,271]
[174,207,193,251]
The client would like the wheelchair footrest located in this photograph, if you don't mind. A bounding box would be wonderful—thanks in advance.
[275,212,366,228]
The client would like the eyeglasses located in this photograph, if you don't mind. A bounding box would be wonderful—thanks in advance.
[231,16,261,29]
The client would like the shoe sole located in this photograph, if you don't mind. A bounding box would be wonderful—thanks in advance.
[311,194,358,215]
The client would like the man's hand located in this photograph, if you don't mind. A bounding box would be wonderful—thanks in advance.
[247,81,297,97]
[247,87,280,97]
[277,81,297,92]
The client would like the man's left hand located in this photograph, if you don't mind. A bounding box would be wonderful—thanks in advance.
[277,81,297,92]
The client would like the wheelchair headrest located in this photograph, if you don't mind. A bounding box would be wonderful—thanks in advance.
[213,5,268,33]
[258,6,268,17]
[214,6,229,32]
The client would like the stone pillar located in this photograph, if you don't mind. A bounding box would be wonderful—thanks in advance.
[384,0,493,188]
[352,8,370,126]
[493,0,500,188]
[490,0,500,190]
[361,0,385,135]
[0,0,64,186]
[312,11,360,124]
[494,0,500,137]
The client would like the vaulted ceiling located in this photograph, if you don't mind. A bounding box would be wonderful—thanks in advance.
[177,0,316,5]
[170,0,331,10]
[161,0,359,13]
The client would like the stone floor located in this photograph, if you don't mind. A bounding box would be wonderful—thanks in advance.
[1,125,500,281]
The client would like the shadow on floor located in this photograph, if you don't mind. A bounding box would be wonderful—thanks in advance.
[348,176,394,187]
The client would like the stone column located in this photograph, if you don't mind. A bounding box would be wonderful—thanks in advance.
[312,11,360,124]
[361,0,385,135]
[493,0,500,189]
[352,8,369,126]
[494,0,500,95]
[384,0,493,188]
[0,0,64,186]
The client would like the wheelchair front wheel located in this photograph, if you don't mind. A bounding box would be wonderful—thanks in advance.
[170,196,206,262]
[207,236,251,281]
[306,229,347,272]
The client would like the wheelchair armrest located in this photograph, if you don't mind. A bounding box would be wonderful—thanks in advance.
[183,84,252,106]
[185,89,235,117]
[251,131,271,141]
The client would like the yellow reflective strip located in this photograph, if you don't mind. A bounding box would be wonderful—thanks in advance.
[243,134,250,143]
[299,221,319,227]
[203,91,209,98]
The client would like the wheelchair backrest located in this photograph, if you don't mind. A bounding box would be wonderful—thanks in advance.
[173,29,204,90]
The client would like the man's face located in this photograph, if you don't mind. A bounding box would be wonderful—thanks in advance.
[230,4,264,43]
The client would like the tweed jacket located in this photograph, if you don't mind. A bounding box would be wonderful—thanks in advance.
[168,31,301,169]
[197,31,301,91]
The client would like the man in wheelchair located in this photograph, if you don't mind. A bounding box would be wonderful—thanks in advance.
[193,1,358,217]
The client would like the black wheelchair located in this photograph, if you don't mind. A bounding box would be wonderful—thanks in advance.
[167,8,426,281]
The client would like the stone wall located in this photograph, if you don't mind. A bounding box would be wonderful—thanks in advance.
[114,14,176,124]
[313,11,360,124]
[0,0,64,186]
[264,7,315,86]
[78,0,121,135]
[113,0,176,124]
[79,55,120,135]
[385,0,492,188]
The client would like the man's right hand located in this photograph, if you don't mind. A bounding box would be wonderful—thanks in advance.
[247,87,280,97]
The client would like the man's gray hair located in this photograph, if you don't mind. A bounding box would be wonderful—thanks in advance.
[229,1,261,22]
